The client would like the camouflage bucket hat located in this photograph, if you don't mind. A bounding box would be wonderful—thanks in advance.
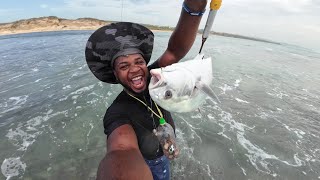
[85,22,154,84]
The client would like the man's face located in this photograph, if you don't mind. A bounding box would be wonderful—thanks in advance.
[113,54,148,93]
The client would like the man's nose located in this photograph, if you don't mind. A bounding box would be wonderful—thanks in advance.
[129,65,140,72]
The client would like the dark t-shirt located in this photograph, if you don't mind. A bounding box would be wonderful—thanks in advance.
[103,61,175,160]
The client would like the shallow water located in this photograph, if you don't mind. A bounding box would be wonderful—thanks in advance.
[0,31,319,180]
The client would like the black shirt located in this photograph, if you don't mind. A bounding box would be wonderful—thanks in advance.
[103,62,175,160]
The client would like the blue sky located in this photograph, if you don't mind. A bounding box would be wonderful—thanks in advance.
[1,0,319,51]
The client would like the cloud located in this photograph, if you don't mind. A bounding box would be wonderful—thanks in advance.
[40,4,48,9]
[0,8,23,15]
[63,0,122,8]
[2,0,317,50]
[0,8,25,23]
[51,0,180,25]
[49,0,124,21]
[223,0,314,16]
[127,0,150,4]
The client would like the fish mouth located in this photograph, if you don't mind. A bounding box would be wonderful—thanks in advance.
[149,69,164,89]
[149,76,161,89]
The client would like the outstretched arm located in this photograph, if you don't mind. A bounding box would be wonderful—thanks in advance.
[158,0,207,67]
[97,124,152,180]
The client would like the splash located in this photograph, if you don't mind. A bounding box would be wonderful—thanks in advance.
[234,79,242,87]
[0,95,28,118]
[1,157,26,180]
[6,109,67,151]
[217,109,304,176]
[235,98,250,104]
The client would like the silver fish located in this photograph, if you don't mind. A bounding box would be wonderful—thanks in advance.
[149,54,220,113]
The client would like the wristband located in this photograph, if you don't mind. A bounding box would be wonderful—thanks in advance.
[182,2,206,16]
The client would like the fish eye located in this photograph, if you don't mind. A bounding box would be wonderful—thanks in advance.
[164,90,172,99]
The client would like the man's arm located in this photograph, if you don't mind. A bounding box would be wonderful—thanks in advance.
[158,0,207,67]
[97,124,152,180]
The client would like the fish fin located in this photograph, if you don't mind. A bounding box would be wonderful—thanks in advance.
[195,81,221,103]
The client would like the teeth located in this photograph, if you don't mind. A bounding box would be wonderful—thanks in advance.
[132,76,142,81]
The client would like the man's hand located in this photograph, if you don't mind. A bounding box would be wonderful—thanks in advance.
[157,0,208,67]
[162,138,180,160]
[97,124,153,180]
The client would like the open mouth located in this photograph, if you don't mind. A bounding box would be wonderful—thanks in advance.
[152,74,161,85]
[130,75,146,91]
[132,76,143,85]
[149,70,164,89]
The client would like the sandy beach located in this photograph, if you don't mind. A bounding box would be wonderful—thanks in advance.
[0,16,173,36]
[0,26,102,36]
[0,27,173,36]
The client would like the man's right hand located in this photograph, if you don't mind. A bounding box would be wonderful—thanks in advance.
[97,124,152,180]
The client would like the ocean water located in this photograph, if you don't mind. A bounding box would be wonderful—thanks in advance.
[0,30,319,180]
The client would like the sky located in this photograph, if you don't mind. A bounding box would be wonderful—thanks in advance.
[1,0,319,51]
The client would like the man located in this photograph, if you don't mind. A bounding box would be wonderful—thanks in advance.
[85,0,207,179]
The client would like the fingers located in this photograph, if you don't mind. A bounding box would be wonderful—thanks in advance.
[165,147,180,160]
[162,140,179,160]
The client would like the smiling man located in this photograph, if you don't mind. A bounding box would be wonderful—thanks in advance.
[85,0,207,179]
[113,53,148,93]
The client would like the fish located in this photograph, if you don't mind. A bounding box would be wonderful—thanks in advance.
[148,54,220,113]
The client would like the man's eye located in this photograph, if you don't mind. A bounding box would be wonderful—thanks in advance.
[120,65,128,70]
[138,60,145,64]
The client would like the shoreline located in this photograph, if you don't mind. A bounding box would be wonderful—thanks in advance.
[0,16,281,45]
[0,27,280,46]
[0,16,174,36]
[0,27,98,36]
[0,26,173,36]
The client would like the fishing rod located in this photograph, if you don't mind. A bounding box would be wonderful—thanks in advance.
[199,0,222,54]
